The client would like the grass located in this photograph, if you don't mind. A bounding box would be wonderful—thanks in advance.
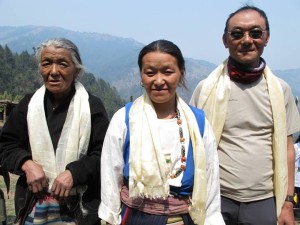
[0,173,18,225]
[1,174,300,225]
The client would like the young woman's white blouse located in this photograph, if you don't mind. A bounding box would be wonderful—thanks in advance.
[98,107,225,225]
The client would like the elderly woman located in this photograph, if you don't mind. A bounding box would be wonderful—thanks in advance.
[0,38,109,225]
[98,40,224,225]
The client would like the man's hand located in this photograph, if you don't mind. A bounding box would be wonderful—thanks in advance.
[278,201,295,225]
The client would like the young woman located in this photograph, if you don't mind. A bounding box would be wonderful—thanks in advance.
[98,39,224,225]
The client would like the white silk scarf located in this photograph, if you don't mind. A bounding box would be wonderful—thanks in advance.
[196,60,287,219]
[27,81,91,193]
[129,93,207,224]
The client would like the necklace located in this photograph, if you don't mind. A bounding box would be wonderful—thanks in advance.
[169,109,187,179]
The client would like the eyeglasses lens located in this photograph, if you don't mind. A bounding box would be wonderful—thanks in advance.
[249,30,263,39]
[230,31,244,39]
[229,29,264,40]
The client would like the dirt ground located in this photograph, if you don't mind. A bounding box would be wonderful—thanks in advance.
[1,174,300,225]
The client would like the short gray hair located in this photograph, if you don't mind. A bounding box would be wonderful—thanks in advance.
[35,38,84,78]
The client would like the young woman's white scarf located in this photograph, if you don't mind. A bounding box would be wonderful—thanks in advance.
[129,93,207,224]
[196,59,287,219]
[27,81,91,195]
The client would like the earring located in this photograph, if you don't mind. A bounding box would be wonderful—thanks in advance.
[140,81,144,87]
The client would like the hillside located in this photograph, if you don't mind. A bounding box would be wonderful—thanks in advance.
[275,69,300,100]
[0,26,299,103]
[0,45,125,118]
[0,26,143,82]
[0,26,217,102]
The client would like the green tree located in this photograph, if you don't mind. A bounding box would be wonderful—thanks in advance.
[0,45,125,118]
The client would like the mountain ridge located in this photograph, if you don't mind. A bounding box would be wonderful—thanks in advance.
[0,25,299,103]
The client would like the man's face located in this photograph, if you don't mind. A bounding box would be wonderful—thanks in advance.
[223,9,270,67]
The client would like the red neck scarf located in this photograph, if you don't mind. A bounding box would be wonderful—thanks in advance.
[227,57,266,84]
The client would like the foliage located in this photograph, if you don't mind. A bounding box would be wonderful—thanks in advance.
[79,73,125,118]
[0,45,125,118]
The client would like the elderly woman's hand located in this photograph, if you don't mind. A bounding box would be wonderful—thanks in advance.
[21,160,48,197]
[51,170,73,201]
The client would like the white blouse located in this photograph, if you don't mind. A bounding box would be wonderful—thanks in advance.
[98,107,225,225]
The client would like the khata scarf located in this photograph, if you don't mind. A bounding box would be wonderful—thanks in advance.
[227,57,266,84]
[129,93,207,224]
[27,81,91,202]
[196,59,287,220]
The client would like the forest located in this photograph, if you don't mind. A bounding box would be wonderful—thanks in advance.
[0,44,126,118]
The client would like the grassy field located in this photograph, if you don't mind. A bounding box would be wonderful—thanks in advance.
[1,174,300,225]
[0,173,17,225]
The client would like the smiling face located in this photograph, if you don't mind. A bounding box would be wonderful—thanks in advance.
[223,9,270,67]
[39,46,78,99]
[141,51,182,108]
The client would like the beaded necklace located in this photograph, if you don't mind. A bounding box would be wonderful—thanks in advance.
[169,109,187,179]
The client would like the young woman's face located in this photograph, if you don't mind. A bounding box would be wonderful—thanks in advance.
[141,51,182,106]
[39,46,78,98]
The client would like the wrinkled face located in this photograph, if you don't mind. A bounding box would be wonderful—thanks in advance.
[141,52,182,106]
[223,10,270,67]
[39,46,78,98]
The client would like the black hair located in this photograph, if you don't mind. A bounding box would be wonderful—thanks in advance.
[224,5,270,34]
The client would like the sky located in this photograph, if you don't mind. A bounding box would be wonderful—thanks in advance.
[0,0,299,70]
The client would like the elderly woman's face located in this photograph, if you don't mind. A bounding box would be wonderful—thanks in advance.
[39,46,78,97]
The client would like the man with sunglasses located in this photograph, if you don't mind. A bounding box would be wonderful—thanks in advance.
[190,5,300,225]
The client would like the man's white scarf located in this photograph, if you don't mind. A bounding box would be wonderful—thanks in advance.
[129,94,207,224]
[27,81,91,193]
[196,59,287,218]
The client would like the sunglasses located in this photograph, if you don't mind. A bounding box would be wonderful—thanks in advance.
[227,29,266,40]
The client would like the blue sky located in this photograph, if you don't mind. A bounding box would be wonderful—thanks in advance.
[0,0,299,70]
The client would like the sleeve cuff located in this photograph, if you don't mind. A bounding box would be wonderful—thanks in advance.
[98,202,122,225]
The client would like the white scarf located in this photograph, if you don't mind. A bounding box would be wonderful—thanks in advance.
[27,81,91,193]
[129,94,207,224]
[196,60,287,218]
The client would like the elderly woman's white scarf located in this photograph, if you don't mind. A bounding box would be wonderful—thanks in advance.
[196,59,287,218]
[27,81,91,193]
[129,94,207,224]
